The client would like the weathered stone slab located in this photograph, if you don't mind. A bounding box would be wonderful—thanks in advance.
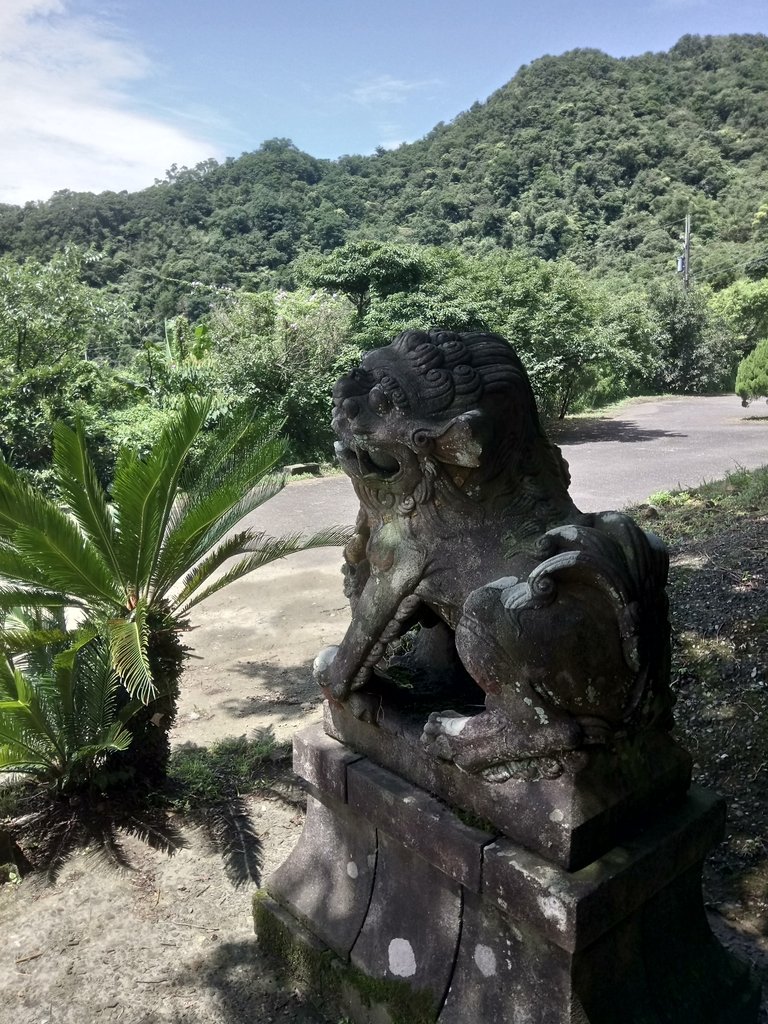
[325,698,691,870]
[572,863,761,1023]
[439,892,572,1024]
[293,722,363,802]
[265,792,376,959]
[482,786,726,953]
[350,832,462,1012]
[346,758,495,892]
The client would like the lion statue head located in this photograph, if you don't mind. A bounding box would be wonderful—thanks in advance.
[332,329,572,523]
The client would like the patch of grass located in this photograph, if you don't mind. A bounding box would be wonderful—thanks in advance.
[167,729,288,812]
[675,631,736,686]
[648,489,672,506]
[2,731,293,886]
[696,464,768,506]
[635,465,768,542]
[166,730,293,888]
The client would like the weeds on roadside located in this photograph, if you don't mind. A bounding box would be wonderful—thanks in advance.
[643,465,768,541]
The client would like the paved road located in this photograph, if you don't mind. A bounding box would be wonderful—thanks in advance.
[557,395,767,511]
[245,395,768,535]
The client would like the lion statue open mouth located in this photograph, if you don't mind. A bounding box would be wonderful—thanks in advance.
[315,329,672,781]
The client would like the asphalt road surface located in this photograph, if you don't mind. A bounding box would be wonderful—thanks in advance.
[245,394,768,536]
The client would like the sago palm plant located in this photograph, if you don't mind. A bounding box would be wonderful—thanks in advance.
[0,397,344,784]
[0,637,134,795]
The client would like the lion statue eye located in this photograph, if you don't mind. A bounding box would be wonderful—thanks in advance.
[368,387,392,414]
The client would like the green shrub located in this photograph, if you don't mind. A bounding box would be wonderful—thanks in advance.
[736,337,768,403]
[0,638,135,795]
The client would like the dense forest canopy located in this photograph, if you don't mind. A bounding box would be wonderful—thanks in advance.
[2,34,768,309]
[1,33,767,474]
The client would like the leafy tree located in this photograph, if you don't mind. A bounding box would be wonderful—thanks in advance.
[0,358,143,489]
[297,241,430,318]
[460,253,605,417]
[709,278,768,355]
[585,291,662,407]
[0,399,345,784]
[0,248,131,372]
[647,284,738,393]
[207,287,359,459]
[735,336,768,403]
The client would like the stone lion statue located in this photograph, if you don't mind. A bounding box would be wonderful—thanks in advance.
[315,329,673,780]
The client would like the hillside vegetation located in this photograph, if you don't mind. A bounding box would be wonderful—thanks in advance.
[0,33,767,471]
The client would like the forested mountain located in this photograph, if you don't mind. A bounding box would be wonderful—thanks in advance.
[1,33,768,477]
[1,33,767,318]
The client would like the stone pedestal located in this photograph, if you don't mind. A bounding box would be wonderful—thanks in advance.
[255,723,760,1023]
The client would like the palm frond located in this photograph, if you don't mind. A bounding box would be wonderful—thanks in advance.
[4,606,74,678]
[0,495,122,606]
[0,458,33,540]
[52,422,126,592]
[184,407,286,494]
[51,623,101,672]
[0,586,71,612]
[10,521,121,607]
[0,652,18,697]
[0,697,61,771]
[0,670,66,758]
[0,461,119,606]
[176,526,350,616]
[0,636,136,791]
[106,600,155,704]
[171,530,254,610]
[111,397,211,599]
[152,473,287,599]
[71,638,127,749]
[69,726,133,762]
[0,625,68,656]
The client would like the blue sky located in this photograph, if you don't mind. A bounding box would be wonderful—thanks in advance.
[1,0,767,203]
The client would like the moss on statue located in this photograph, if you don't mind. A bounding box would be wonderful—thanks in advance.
[253,891,438,1024]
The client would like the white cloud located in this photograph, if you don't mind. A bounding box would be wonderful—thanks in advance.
[0,0,218,204]
[350,74,444,106]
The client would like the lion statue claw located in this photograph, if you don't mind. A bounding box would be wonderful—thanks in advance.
[318,330,672,780]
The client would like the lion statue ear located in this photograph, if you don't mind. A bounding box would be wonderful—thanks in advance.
[432,412,484,467]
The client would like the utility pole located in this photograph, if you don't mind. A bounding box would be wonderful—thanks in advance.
[677,213,691,289]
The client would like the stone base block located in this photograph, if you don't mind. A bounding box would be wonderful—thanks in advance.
[324,697,692,870]
[255,725,760,1024]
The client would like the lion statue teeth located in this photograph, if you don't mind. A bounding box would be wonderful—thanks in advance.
[315,329,673,781]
